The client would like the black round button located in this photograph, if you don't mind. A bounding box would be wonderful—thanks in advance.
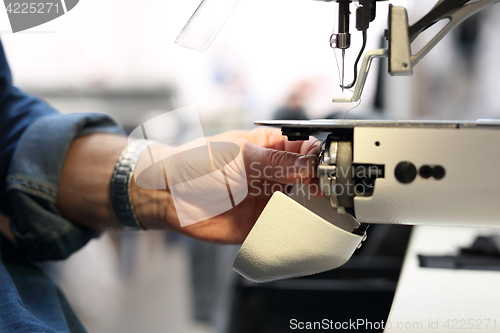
[395,162,417,184]
[419,165,432,179]
[432,166,446,180]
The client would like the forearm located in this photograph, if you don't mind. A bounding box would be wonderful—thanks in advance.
[56,133,128,230]
[53,128,318,243]
[56,134,173,231]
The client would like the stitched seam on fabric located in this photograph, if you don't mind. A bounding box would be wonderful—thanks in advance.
[6,184,56,202]
[7,175,58,201]
[7,174,58,192]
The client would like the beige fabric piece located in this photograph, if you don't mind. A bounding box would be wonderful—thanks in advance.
[233,191,363,283]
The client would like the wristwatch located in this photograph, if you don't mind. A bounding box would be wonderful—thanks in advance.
[110,140,152,230]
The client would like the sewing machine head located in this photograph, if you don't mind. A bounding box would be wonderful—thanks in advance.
[325,0,499,102]
[177,0,499,104]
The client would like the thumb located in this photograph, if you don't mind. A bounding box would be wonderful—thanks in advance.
[242,142,317,184]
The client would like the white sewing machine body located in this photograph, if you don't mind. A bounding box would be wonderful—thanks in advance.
[354,125,500,227]
[258,119,500,228]
[232,120,500,283]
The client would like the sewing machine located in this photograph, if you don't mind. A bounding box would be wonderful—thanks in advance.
[177,0,500,283]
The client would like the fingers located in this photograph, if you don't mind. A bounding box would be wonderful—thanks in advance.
[247,179,295,197]
[295,137,321,156]
[247,178,324,206]
[210,128,284,149]
[211,128,321,157]
[242,142,317,184]
[240,128,320,155]
[248,128,286,149]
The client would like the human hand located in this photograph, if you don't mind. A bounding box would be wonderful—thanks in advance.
[131,128,321,243]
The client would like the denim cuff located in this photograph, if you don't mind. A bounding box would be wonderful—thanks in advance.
[6,113,125,261]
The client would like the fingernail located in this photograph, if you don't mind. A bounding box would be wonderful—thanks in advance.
[294,156,316,179]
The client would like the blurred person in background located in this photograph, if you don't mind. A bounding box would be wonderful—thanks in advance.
[273,80,312,121]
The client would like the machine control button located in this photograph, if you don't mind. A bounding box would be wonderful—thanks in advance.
[419,165,432,179]
[432,166,446,180]
[395,162,417,184]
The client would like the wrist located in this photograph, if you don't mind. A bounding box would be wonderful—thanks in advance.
[127,142,181,230]
[57,134,128,230]
[110,139,155,230]
[129,176,175,230]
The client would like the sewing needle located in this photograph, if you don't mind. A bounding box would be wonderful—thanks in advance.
[341,49,345,93]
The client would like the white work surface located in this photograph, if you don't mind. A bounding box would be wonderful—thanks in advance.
[385,226,500,333]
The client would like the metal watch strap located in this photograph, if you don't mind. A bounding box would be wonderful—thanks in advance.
[110,140,151,230]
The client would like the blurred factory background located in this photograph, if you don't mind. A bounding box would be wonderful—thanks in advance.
[1,0,500,332]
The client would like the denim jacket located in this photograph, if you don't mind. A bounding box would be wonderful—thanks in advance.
[0,39,124,332]
[0,42,124,260]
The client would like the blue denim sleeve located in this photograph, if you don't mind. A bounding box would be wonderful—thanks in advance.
[7,114,125,261]
[0,39,57,215]
[0,39,126,261]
